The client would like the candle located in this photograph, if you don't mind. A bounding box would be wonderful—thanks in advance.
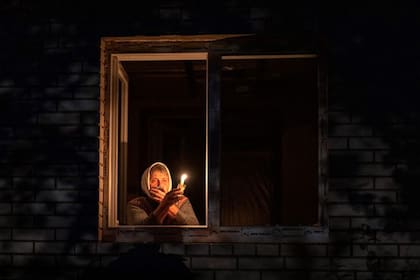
[180,174,188,186]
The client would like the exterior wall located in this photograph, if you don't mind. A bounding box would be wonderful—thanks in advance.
[0,1,419,279]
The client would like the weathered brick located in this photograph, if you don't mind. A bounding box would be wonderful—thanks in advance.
[328,204,375,217]
[35,241,74,254]
[56,255,95,267]
[191,271,214,280]
[160,243,185,255]
[331,257,366,270]
[56,177,97,189]
[0,203,12,214]
[311,272,354,280]
[74,242,97,255]
[0,178,12,189]
[256,244,279,256]
[0,216,34,228]
[13,202,55,215]
[0,229,11,240]
[1,190,34,202]
[216,271,259,280]
[375,177,398,189]
[285,257,329,269]
[0,241,33,253]
[351,217,385,230]
[55,202,96,215]
[329,217,350,230]
[99,255,120,267]
[80,112,98,125]
[356,272,403,280]
[374,151,405,163]
[349,137,389,149]
[330,125,372,136]
[262,271,307,280]
[13,229,54,241]
[82,126,99,138]
[329,177,373,189]
[35,190,78,202]
[329,112,351,124]
[78,190,98,202]
[58,100,98,112]
[281,244,326,257]
[56,228,97,241]
[192,257,236,269]
[353,244,398,257]
[238,257,283,269]
[34,164,79,176]
[12,177,55,190]
[330,150,374,162]
[210,244,233,255]
[13,255,55,266]
[400,245,420,257]
[58,74,99,86]
[34,216,77,228]
[328,243,351,257]
[0,254,12,266]
[72,87,98,99]
[233,244,256,256]
[38,113,79,124]
[328,137,348,149]
[186,244,209,255]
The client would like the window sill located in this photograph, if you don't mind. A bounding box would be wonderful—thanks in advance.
[103,225,329,243]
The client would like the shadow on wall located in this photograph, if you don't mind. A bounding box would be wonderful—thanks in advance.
[0,1,273,279]
[6,1,420,280]
[82,244,193,280]
[326,2,420,277]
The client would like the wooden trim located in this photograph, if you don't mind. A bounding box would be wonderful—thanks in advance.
[222,54,318,60]
[207,51,221,229]
[101,34,253,43]
[112,52,208,61]
[98,34,327,242]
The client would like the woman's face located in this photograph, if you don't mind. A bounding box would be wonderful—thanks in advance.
[149,170,169,193]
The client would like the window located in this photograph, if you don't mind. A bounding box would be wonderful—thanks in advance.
[99,35,328,241]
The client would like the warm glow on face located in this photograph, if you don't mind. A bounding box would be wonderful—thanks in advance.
[150,170,169,192]
[180,174,188,185]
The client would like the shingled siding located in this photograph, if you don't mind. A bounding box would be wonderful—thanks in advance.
[1,1,420,279]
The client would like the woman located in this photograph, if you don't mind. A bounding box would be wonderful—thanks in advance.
[127,162,199,225]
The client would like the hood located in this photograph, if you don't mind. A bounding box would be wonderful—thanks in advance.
[140,162,173,199]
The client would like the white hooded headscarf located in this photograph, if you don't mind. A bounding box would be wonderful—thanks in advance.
[140,162,173,199]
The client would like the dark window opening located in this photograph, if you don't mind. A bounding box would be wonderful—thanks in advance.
[220,58,319,226]
[121,59,207,226]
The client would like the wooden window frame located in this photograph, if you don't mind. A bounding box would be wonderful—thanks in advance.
[99,35,328,242]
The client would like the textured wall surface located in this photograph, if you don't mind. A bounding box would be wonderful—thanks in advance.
[1,1,420,279]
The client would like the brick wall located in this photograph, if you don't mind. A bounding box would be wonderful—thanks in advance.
[1,1,420,279]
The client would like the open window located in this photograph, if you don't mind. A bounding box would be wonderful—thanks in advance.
[220,55,319,227]
[99,35,328,242]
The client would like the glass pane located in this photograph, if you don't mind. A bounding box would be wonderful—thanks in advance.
[121,60,207,226]
[220,58,319,226]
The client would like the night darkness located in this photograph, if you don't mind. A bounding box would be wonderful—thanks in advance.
[1,1,420,279]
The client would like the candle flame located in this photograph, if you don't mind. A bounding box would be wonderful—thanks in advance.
[180,174,188,185]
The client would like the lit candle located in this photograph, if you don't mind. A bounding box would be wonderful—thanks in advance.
[180,174,188,186]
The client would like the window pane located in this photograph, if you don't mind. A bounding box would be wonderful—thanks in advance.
[121,60,207,225]
[220,58,319,226]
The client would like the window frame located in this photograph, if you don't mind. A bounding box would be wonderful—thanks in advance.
[99,35,328,242]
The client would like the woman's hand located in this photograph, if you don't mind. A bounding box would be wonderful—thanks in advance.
[149,187,166,202]
[160,188,183,208]
[151,188,184,223]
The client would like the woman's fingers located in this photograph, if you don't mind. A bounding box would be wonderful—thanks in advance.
[150,188,165,201]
